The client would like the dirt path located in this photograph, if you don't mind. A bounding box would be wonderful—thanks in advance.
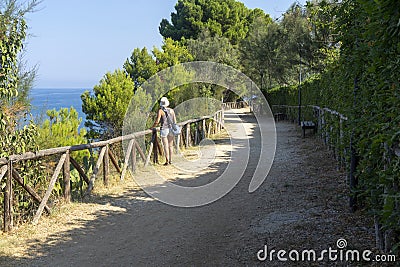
[1,110,375,266]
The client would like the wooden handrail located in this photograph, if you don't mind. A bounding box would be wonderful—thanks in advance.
[0,112,223,165]
[272,104,348,121]
[222,101,249,110]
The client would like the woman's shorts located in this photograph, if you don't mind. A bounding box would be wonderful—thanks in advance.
[160,128,173,137]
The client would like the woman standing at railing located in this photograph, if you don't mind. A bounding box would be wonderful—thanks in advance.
[151,97,177,166]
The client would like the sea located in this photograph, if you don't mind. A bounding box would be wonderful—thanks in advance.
[29,88,91,129]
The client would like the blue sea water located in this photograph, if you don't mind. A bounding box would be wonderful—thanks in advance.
[29,88,91,128]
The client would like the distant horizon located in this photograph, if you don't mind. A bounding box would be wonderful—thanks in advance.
[32,87,92,90]
[29,88,88,129]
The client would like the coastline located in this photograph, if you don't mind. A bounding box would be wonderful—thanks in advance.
[29,88,91,129]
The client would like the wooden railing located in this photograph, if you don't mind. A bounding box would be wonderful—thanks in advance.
[222,101,248,110]
[0,109,226,232]
[272,104,400,204]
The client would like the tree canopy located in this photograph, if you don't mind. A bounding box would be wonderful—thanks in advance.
[81,70,136,139]
[159,0,270,44]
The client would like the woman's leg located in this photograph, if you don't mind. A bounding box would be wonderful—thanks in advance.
[161,136,170,163]
[167,134,174,163]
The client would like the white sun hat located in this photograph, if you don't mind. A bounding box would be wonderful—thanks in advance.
[160,97,170,107]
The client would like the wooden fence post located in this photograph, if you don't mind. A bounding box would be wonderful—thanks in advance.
[156,135,163,158]
[219,111,223,132]
[180,129,185,149]
[217,112,222,133]
[318,108,322,135]
[86,146,107,195]
[383,143,395,252]
[134,141,147,162]
[175,134,181,154]
[207,120,212,138]
[202,119,206,140]
[213,114,217,134]
[145,140,154,167]
[186,124,191,148]
[349,137,358,212]
[63,150,71,202]
[103,145,109,186]
[194,122,199,145]
[70,156,90,185]
[131,140,137,173]
[339,117,343,162]
[153,131,159,164]
[33,153,67,224]
[334,117,340,161]
[153,137,158,164]
[215,113,219,133]
[108,149,122,174]
[321,109,325,142]
[122,139,134,179]
[3,161,12,232]
[198,121,201,143]
[221,109,224,127]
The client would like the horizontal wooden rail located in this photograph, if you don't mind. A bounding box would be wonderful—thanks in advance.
[0,130,149,164]
[222,101,249,110]
[310,106,348,121]
[272,104,348,121]
[0,114,224,165]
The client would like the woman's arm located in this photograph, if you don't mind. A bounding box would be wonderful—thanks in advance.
[151,109,163,128]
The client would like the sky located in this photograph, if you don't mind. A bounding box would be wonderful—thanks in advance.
[25,0,306,89]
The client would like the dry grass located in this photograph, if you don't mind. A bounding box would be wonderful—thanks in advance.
[0,173,133,259]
